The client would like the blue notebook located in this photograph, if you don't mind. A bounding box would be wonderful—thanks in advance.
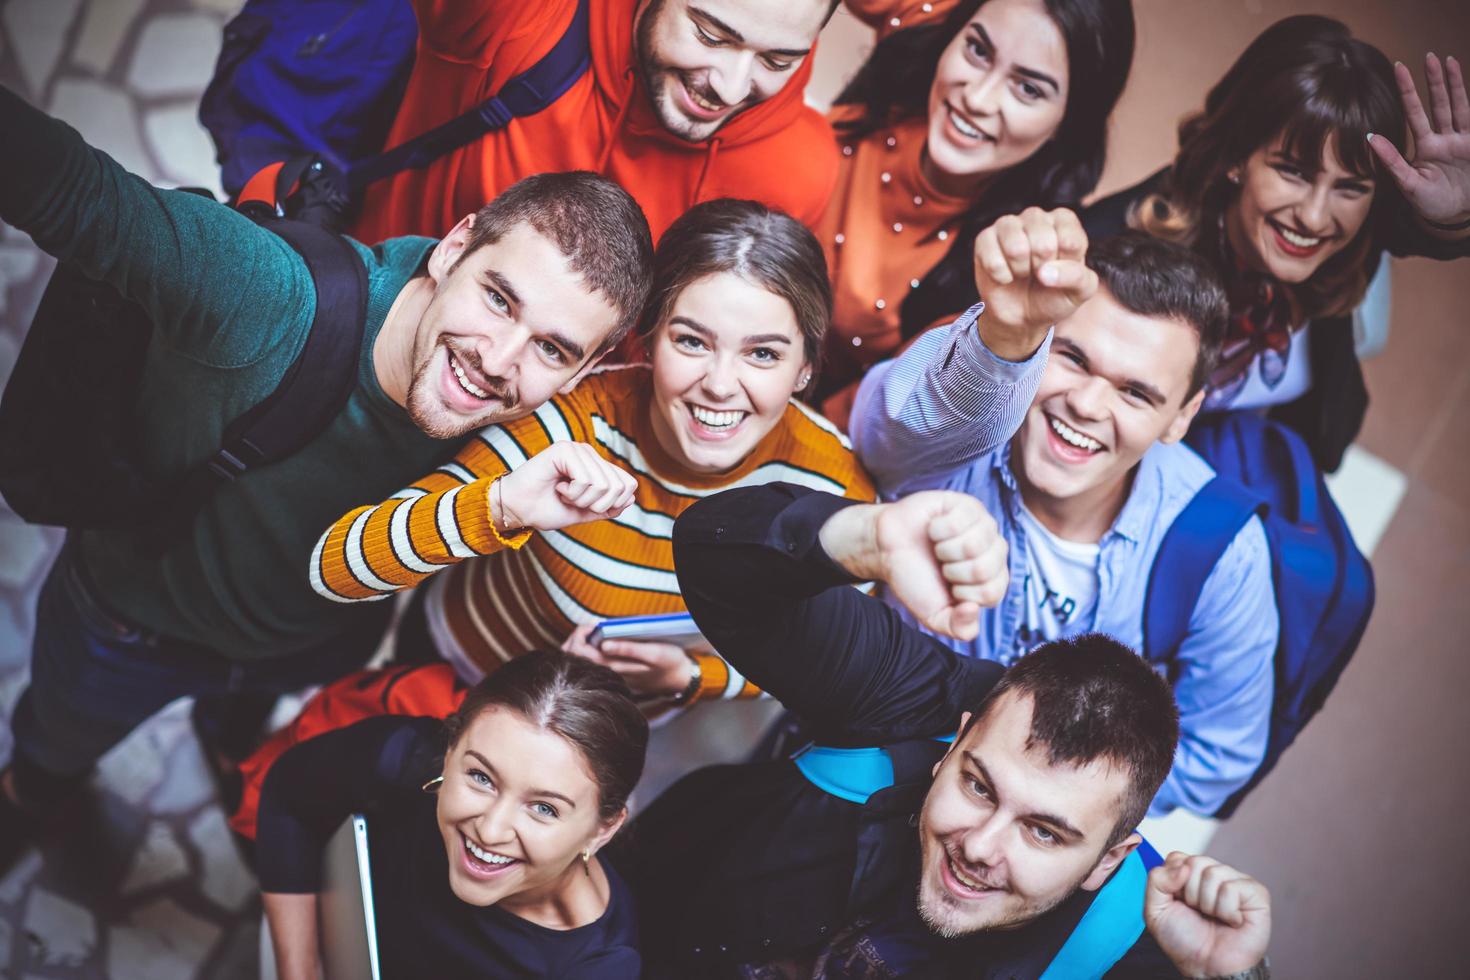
[587,612,704,648]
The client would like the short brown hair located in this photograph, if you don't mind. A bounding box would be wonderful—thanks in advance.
[965,634,1179,848]
[462,171,655,357]
[445,650,649,822]
[1086,232,1229,399]
[636,199,831,381]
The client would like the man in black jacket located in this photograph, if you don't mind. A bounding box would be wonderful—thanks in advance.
[621,483,1271,978]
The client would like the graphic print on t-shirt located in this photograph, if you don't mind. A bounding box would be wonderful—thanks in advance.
[1011,506,1103,662]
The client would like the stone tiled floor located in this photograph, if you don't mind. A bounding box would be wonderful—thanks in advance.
[0,2,257,977]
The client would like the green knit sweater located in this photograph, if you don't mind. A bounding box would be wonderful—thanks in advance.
[1,86,455,660]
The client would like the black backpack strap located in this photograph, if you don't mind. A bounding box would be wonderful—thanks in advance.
[147,220,367,553]
[342,0,591,191]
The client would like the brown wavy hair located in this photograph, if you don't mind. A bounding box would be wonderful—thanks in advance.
[1133,15,1405,320]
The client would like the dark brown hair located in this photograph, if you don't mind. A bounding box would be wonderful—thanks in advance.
[835,0,1136,339]
[444,650,649,822]
[965,634,1179,848]
[636,198,831,381]
[461,171,656,357]
[1086,232,1229,399]
[1134,15,1405,320]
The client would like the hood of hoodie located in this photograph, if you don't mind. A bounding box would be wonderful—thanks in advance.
[590,0,823,153]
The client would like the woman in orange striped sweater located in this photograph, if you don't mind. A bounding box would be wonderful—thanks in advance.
[310,199,874,708]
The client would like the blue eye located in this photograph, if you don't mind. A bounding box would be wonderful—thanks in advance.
[469,769,492,787]
[486,289,510,313]
[537,339,566,364]
[532,801,559,819]
[1030,825,1058,845]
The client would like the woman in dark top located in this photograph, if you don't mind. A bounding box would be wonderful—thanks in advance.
[1083,16,1470,471]
[256,650,648,979]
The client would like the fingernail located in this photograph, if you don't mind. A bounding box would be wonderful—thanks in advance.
[1038,265,1057,285]
[1366,132,1376,142]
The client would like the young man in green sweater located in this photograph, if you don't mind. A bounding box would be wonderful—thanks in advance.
[0,85,654,869]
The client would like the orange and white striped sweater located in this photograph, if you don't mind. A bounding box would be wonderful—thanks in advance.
[311,365,875,705]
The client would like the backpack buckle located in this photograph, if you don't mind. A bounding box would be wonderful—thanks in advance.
[207,449,248,482]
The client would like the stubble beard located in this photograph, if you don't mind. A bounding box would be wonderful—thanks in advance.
[404,342,516,440]
[635,0,738,144]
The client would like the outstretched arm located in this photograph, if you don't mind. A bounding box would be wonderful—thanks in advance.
[671,483,1008,742]
[851,207,1096,494]
[311,416,635,603]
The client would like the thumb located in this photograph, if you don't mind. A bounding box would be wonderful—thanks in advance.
[1037,260,1098,305]
[1145,862,1189,921]
[1367,132,1421,195]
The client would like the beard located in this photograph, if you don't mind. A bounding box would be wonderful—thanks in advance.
[405,339,518,439]
[634,0,746,143]
[914,833,1080,939]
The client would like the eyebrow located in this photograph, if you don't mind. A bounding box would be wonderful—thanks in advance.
[670,315,794,348]
[965,751,1085,841]
[690,6,812,58]
[465,750,579,809]
[970,24,1061,94]
[481,268,588,364]
[1056,338,1169,407]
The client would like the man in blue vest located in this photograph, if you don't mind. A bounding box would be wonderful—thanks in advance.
[850,208,1278,817]
[622,481,1271,978]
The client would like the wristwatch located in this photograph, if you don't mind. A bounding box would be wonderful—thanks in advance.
[670,655,703,706]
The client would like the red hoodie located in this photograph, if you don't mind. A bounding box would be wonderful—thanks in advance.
[352,0,839,244]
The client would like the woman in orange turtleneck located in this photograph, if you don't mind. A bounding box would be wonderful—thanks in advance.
[815,0,1136,425]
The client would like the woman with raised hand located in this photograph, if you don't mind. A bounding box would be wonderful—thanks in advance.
[257,650,647,979]
[309,199,872,708]
[813,0,1135,424]
[1084,17,1470,471]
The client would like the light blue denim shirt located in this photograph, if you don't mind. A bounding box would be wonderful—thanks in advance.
[850,309,1278,817]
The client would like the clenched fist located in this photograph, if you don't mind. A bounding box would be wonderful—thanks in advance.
[973,207,1098,360]
[819,492,1009,641]
[1145,853,1271,978]
[495,442,638,534]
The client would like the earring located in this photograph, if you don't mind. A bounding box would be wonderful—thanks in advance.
[1227,171,1242,185]
[582,847,592,876]
[421,775,444,793]
[797,373,812,391]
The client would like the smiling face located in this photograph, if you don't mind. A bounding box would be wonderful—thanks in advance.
[1225,132,1377,285]
[916,692,1136,936]
[646,272,811,474]
[1011,288,1203,538]
[436,706,620,909]
[634,0,829,143]
[405,219,620,439]
[924,0,1069,196]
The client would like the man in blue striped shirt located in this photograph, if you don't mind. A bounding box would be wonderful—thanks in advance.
[849,207,1278,818]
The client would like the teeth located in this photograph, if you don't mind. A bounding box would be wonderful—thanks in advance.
[451,356,491,399]
[688,86,723,112]
[691,405,746,430]
[1050,416,1102,452]
[949,855,989,892]
[948,106,984,140]
[1278,226,1321,248]
[465,838,514,865]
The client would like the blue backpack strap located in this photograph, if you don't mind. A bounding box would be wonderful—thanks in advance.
[1039,846,1151,980]
[1143,477,1267,668]
[344,0,591,190]
[792,736,956,805]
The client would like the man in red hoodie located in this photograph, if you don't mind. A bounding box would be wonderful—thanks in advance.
[353,0,840,244]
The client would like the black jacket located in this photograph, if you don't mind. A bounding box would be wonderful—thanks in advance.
[617,484,1181,978]
[1082,168,1469,473]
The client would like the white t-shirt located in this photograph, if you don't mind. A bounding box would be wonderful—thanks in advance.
[1011,505,1102,662]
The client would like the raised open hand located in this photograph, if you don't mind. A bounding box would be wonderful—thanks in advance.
[1369,54,1470,228]
[972,207,1098,360]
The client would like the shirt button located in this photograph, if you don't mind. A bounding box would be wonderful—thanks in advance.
[842,145,854,157]
[880,171,892,184]
[834,233,845,245]
[885,135,898,149]
[922,2,933,11]
[852,336,863,347]
[874,298,887,310]
[937,229,949,241]
[910,278,921,289]
[889,16,901,27]
[892,222,904,233]
[913,194,924,207]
